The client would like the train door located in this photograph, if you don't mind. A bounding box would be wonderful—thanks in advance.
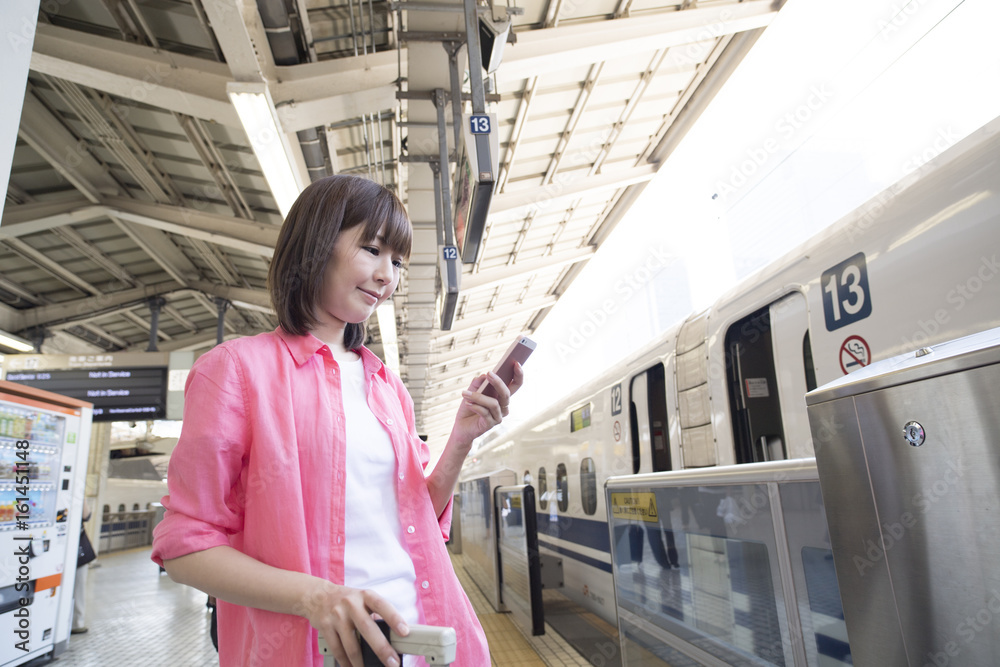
[725,293,812,463]
[628,363,670,474]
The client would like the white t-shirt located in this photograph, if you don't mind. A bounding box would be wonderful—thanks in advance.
[340,356,420,637]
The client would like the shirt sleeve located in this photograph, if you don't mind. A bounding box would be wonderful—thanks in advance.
[151,346,251,566]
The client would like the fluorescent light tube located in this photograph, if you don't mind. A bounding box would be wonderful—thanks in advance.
[227,82,304,218]
[0,330,34,352]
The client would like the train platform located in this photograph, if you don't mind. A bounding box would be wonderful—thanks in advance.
[40,546,593,667]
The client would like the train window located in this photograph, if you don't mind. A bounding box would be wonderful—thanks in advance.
[538,467,548,510]
[556,463,568,512]
[523,470,532,486]
[580,458,597,515]
[803,331,818,392]
[570,404,591,432]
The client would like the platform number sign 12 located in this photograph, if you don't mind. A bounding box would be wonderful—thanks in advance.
[610,383,623,416]
[821,252,873,331]
[442,246,458,261]
[469,115,491,135]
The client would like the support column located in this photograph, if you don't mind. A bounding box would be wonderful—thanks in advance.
[214,297,230,345]
[0,0,39,221]
[146,297,166,352]
[88,421,113,558]
[28,326,46,353]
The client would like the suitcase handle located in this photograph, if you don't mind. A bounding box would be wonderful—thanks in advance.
[318,619,457,666]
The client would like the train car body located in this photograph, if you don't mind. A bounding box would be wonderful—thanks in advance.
[459,114,1000,639]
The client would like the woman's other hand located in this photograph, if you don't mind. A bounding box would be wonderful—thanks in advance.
[302,580,409,667]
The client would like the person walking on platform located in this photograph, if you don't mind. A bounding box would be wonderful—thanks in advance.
[151,175,523,667]
[73,498,96,634]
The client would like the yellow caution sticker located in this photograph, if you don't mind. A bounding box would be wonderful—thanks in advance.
[610,492,659,523]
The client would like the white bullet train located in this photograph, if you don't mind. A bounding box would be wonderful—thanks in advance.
[457,113,1000,659]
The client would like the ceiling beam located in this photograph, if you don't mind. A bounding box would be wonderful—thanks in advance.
[428,337,515,367]
[3,237,101,296]
[188,290,253,334]
[461,246,595,293]
[0,199,104,235]
[29,22,401,131]
[50,226,139,288]
[121,308,173,340]
[200,0,276,82]
[442,295,557,337]
[498,0,779,80]
[162,304,199,333]
[269,51,398,131]
[30,23,238,126]
[491,163,657,216]
[13,280,182,330]
[3,198,277,260]
[188,280,272,310]
[111,217,201,285]
[131,330,237,353]
[17,91,124,203]
[103,197,279,257]
[0,277,44,307]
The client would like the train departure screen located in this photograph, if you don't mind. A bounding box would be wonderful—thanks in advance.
[6,367,168,422]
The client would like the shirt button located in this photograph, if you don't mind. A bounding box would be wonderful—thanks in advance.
[386,418,394,425]
[398,473,404,480]
[337,536,342,544]
[407,526,415,534]
[421,581,429,589]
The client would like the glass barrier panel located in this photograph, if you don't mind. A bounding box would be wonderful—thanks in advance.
[778,482,852,666]
[609,484,793,666]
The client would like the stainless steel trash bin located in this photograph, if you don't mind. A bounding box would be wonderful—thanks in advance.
[806,327,1000,666]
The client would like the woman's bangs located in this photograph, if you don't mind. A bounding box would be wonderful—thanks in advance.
[359,194,412,260]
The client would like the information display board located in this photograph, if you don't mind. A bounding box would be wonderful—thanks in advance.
[4,368,167,422]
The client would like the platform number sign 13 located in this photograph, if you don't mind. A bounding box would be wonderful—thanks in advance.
[821,252,873,331]
[469,115,491,135]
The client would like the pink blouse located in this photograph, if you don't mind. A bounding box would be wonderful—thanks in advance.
[151,329,489,666]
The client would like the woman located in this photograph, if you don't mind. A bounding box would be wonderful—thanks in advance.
[152,175,521,666]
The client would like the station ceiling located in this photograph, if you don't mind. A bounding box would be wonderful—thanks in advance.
[2,0,785,451]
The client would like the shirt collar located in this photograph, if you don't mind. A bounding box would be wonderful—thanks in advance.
[275,327,388,382]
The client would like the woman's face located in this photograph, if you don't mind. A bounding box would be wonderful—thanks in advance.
[313,222,403,339]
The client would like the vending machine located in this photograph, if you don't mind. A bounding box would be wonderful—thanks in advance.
[0,380,92,666]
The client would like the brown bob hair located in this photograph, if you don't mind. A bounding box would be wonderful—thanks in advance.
[268,175,411,349]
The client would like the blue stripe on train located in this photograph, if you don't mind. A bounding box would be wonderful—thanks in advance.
[535,514,611,552]
[537,537,614,573]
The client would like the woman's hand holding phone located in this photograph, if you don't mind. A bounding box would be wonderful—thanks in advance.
[451,336,534,446]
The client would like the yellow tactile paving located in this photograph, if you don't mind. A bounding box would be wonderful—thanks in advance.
[480,612,548,666]
[450,549,594,666]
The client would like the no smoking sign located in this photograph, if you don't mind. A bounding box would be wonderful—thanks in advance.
[840,335,870,374]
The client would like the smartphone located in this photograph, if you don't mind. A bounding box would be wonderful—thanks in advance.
[476,336,536,399]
